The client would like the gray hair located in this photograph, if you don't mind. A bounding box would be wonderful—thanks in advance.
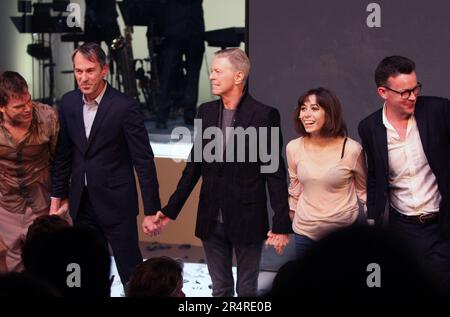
[214,48,250,82]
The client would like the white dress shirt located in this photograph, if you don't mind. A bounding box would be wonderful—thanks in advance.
[82,82,107,139]
[82,82,107,185]
[382,104,441,216]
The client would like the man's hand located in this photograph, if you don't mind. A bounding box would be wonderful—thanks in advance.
[155,211,170,227]
[142,215,161,237]
[142,211,171,236]
[49,197,69,216]
[265,231,290,255]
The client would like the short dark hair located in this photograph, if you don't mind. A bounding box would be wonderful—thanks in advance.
[375,56,416,87]
[293,87,347,138]
[25,215,70,243]
[126,256,184,297]
[0,71,28,107]
[72,42,107,68]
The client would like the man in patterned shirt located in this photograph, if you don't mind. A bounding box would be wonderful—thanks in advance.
[0,71,61,271]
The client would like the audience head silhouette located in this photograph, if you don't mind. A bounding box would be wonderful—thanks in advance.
[24,215,70,243]
[126,256,185,297]
[22,227,111,297]
[270,225,440,296]
[0,272,61,297]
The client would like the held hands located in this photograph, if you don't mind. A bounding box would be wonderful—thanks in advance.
[49,197,69,216]
[142,211,171,237]
[265,231,290,255]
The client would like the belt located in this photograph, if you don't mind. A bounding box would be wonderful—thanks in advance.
[390,206,439,224]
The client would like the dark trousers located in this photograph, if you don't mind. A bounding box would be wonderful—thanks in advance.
[75,189,142,286]
[201,222,263,297]
[156,36,204,124]
[389,209,450,292]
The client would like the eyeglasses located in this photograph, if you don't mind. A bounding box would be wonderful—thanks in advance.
[383,82,422,100]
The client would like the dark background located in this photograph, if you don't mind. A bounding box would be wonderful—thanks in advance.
[247,0,450,143]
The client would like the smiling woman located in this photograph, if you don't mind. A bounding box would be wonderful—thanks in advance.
[287,87,367,260]
[298,95,326,137]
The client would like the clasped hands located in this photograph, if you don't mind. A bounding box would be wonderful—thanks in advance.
[142,211,170,236]
[265,230,290,255]
[142,212,291,254]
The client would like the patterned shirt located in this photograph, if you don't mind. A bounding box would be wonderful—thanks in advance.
[0,102,59,214]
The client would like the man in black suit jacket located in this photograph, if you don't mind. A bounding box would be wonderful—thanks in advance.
[148,48,291,297]
[50,43,161,285]
[358,56,450,291]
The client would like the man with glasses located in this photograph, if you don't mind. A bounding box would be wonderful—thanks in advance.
[358,56,450,293]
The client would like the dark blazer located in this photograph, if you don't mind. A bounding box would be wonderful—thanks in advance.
[358,96,450,231]
[162,93,291,244]
[51,85,161,226]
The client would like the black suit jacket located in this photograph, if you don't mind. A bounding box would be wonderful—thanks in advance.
[358,96,450,231]
[52,85,161,226]
[162,93,291,244]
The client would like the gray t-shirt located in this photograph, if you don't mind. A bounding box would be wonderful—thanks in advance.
[222,108,236,147]
[218,108,236,223]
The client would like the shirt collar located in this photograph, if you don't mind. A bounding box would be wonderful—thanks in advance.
[382,102,394,131]
[82,81,107,107]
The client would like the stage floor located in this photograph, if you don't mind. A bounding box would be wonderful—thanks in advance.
[110,239,295,297]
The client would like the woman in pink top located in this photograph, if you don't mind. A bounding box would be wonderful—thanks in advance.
[287,87,367,259]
